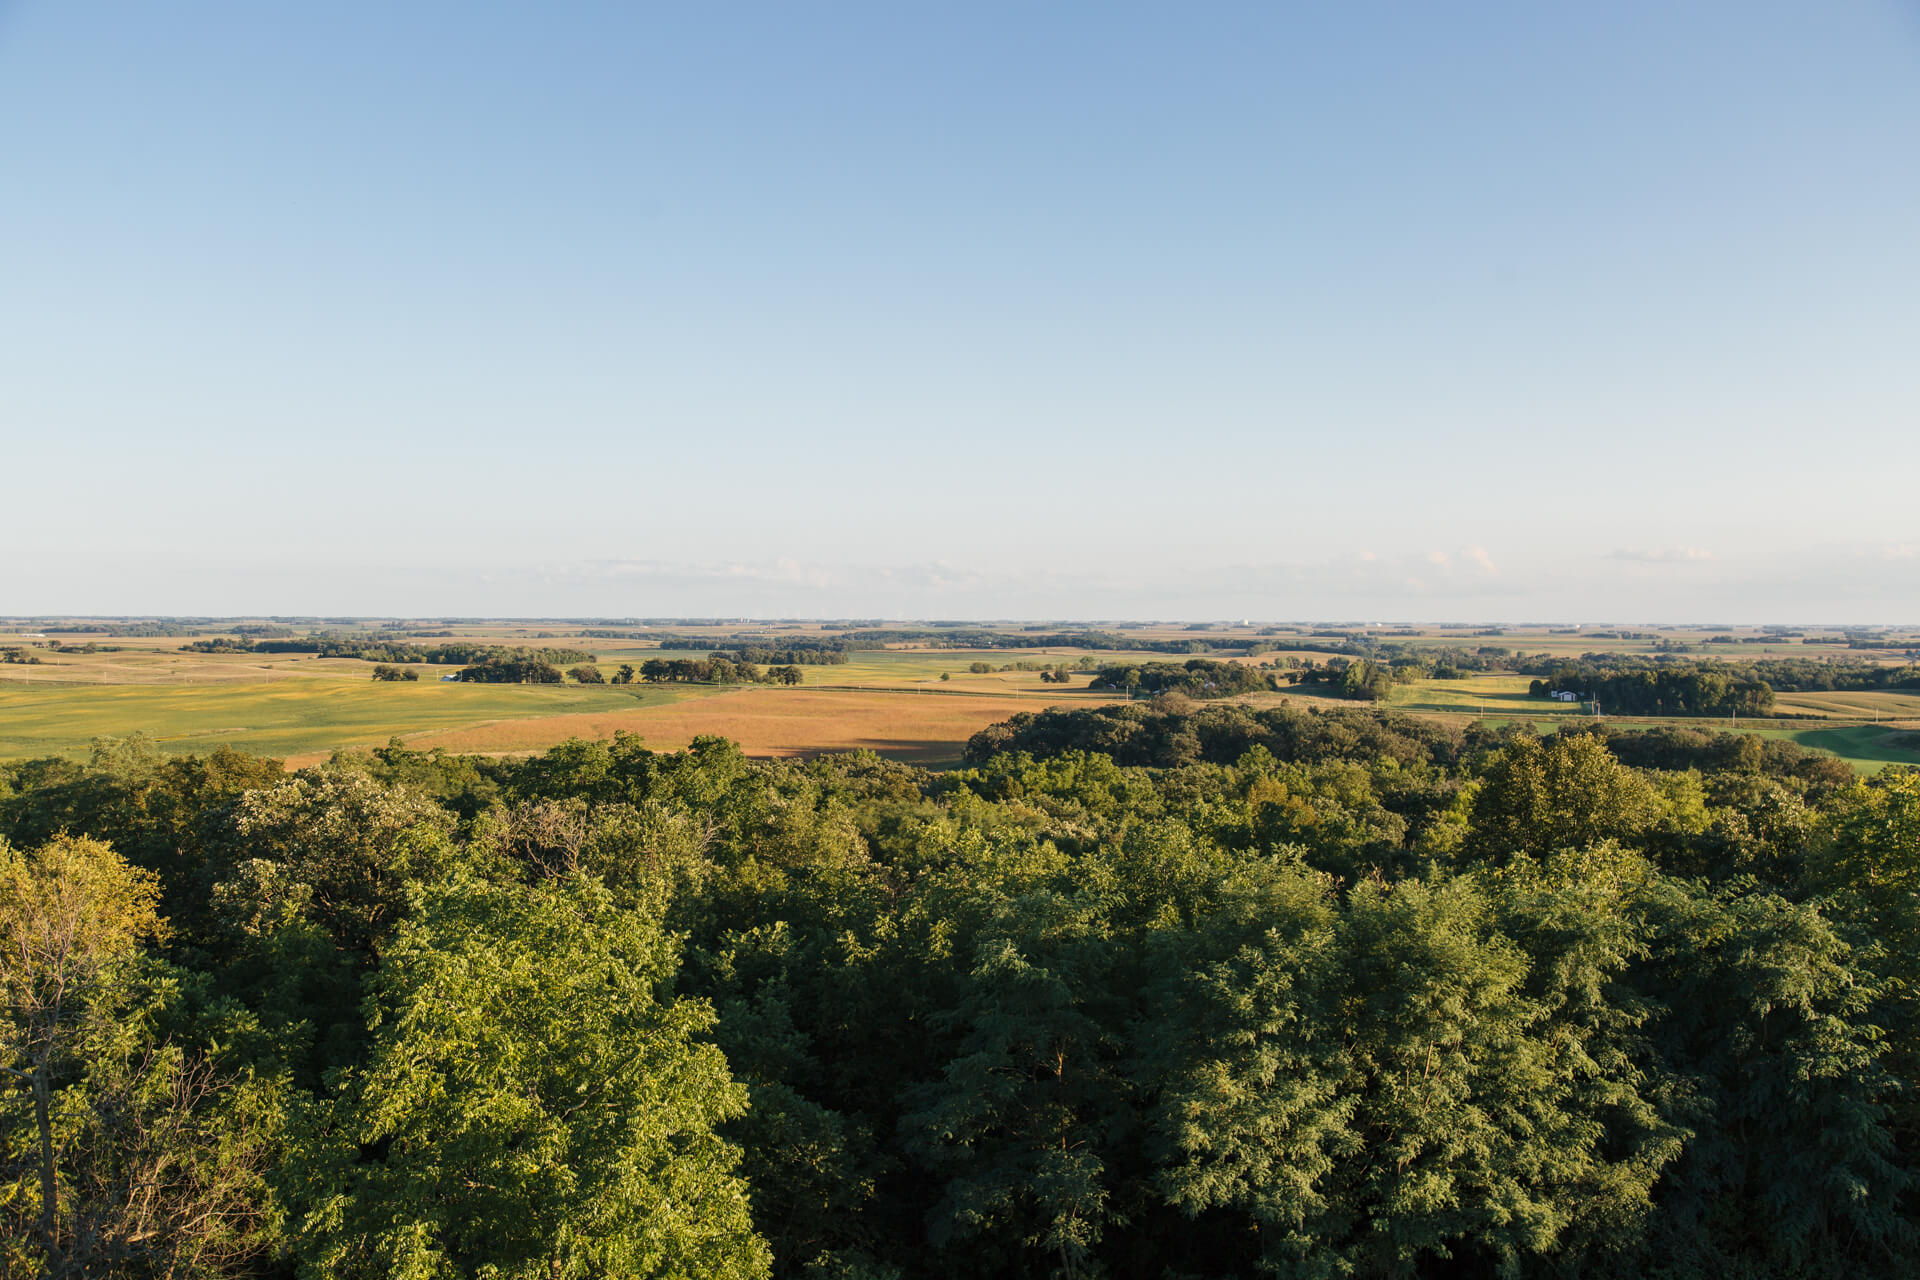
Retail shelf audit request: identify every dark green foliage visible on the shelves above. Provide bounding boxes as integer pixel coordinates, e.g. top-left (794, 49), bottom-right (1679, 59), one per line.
top-left (1090, 658), bottom-right (1273, 698)
top-left (641, 657), bottom-right (772, 684)
top-left (457, 656), bottom-right (565, 683)
top-left (2, 710), bottom-right (1915, 1278)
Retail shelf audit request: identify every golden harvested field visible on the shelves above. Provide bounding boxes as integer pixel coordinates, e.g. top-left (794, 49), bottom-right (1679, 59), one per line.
top-left (398, 687), bottom-right (1102, 765)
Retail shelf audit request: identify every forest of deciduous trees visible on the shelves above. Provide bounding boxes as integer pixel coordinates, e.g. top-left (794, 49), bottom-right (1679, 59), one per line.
top-left (2, 708), bottom-right (1916, 1278)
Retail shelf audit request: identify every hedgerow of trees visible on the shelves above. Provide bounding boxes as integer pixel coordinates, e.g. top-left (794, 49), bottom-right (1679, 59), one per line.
top-left (181, 636), bottom-right (596, 666)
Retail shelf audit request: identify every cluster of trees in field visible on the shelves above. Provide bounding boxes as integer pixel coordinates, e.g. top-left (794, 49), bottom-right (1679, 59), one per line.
top-left (2, 710), bottom-right (1915, 1279)
top-left (1293, 656), bottom-right (1400, 700)
top-left (454, 656), bottom-right (569, 684)
top-left (0, 647), bottom-right (43, 665)
top-left (716, 647), bottom-right (850, 666)
top-left (629, 657), bottom-right (804, 686)
top-left (1090, 658), bottom-right (1275, 698)
top-left (180, 635), bottom-right (596, 666)
top-left (1087, 656), bottom-right (1425, 703)
top-left (1526, 656), bottom-right (1920, 715)
top-left (1528, 665), bottom-right (1775, 716)
top-left (370, 664), bottom-right (418, 682)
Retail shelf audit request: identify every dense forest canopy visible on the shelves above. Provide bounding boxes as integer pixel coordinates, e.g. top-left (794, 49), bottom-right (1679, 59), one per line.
top-left (2, 706), bottom-right (1916, 1278)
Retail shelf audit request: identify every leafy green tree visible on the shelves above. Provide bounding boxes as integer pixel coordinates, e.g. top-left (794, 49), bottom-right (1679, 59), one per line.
top-left (1142, 857), bottom-right (1351, 1276)
top-left (1, 835), bottom-right (283, 1278)
top-left (901, 885), bottom-right (1126, 1279)
top-left (1635, 877), bottom-right (1915, 1275)
top-left (1807, 769), bottom-right (1920, 1119)
top-left (1, 835), bottom-right (165, 1272)
top-left (291, 873), bottom-right (769, 1280)
top-left (1467, 733), bottom-right (1659, 864)
top-left (212, 769), bottom-right (458, 956)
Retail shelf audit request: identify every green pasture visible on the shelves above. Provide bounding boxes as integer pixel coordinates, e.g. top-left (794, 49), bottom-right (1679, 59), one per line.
top-left (1382, 674), bottom-right (1920, 773)
top-left (0, 675), bottom-right (717, 762)
top-left (1737, 725), bottom-right (1920, 773)
top-left (1770, 689), bottom-right (1920, 720)
top-left (1388, 675), bottom-right (1587, 718)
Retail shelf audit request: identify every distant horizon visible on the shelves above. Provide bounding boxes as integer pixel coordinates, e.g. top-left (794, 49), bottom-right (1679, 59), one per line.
top-left (6, 614), bottom-right (1917, 630)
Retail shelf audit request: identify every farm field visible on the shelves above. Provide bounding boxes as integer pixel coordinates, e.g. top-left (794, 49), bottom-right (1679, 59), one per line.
top-left (0, 636), bottom-right (1123, 766)
top-left (1770, 689), bottom-right (1920, 721)
top-left (0, 677), bottom-right (724, 764)
top-left (402, 686), bottom-right (1104, 765)
top-left (4, 619), bottom-right (1918, 771)
top-left (1387, 674), bottom-right (1587, 719)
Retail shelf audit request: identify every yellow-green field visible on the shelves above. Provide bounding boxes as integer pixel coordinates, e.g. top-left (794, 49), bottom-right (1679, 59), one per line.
top-left (0, 676), bottom-right (725, 764)
top-left (1770, 689), bottom-right (1920, 720)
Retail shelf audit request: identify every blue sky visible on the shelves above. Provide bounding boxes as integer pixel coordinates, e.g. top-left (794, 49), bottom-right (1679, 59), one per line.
top-left (3, 2), bottom-right (1916, 620)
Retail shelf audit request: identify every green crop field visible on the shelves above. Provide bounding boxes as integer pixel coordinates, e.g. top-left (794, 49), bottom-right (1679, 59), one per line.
top-left (1387, 674), bottom-right (1586, 718)
top-left (0, 675), bottom-right (721, 764)
top-left (1769, 689), bottom-right (1920, 720)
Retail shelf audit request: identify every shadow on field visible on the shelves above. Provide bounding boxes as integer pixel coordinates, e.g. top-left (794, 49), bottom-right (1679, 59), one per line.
top-left (1795, 726), bottom-right (1920, 768)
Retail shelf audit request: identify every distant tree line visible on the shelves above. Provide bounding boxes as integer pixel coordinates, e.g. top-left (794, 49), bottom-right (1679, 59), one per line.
top-left (646, 634), bottom-right (860, 655)
top-left (41, 621), bottom-right (203, 636)
top-left (181, 635), bottom-right (595, 666)
top-left (1516, 653), bottom-right (1920, 691)
top-left (1526, 656), bottom-right (1920, 712)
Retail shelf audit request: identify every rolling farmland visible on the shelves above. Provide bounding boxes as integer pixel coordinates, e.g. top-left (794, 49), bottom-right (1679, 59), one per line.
top-left (3, 620), bottom-right (1917, 771)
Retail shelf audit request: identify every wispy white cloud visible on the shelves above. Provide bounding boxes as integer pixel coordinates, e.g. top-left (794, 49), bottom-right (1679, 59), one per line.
top-left (1609, 547), bottom-right (1713, 563)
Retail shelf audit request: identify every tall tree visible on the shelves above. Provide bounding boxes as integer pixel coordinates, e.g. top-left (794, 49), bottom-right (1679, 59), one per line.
top-left (289, 873), bottom-right (769, 1280)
